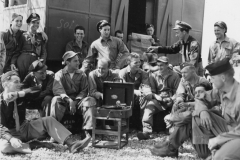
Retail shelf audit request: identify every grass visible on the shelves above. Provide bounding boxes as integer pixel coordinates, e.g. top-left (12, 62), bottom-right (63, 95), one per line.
top-left (0, 110), bottom-right (202, 160)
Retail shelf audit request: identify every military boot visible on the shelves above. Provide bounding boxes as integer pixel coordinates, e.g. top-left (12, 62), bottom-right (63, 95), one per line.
top-left (148, 141), bottom-right (178, 158)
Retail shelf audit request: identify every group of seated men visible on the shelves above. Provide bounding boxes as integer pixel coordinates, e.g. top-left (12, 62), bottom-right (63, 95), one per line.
top-left (0, 17), bottom-right (240, 160)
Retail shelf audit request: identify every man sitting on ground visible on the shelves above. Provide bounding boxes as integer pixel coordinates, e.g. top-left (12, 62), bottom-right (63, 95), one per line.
top-left (22, 60), bottom-right (54, 117)
top-left (0, 71), bottom-right (91, 154)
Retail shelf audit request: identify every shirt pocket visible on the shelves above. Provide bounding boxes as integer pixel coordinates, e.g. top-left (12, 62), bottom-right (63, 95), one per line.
top-left (222, 43), bottom-right (233, 58)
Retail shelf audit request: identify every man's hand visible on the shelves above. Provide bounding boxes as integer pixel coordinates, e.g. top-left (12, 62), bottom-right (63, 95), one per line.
top-left (95, 92), bottom-right (103, 100)
top-left (164, 114), bottom-right (173, 128)
top-left (178, 102), bottom-right (189, 109)
top-left (144, 94), bottom-right (153, 101)
top-left (150, 38), bottom-right (155, 44)
top-left (154, 94), bottom-right (163, 101)
top-left (69, 99), bottom-right (77, 115)
top-left (134, 90), bottom-right (141, 97)
top-left (10, 137), bottom-right (23, 148)
top-left (41, 31), bottom-right (48, 41)
top-left (171, 99), bottom-right (182, 113)
top-left (10, 64), bottom-right (18, 71)
top-left (147, 46), bottom-right (159, 53)
top-left (200, 111), bottom-right (212, 130)
top-left (208, 137), bottom-right (219, 151)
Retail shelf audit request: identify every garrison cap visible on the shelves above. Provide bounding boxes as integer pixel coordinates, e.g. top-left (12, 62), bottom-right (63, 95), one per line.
top-left (11, 13), bottom-right (23, 21)
top-left (173, 20), bottom-right (192, 31)
top-left (157, 56), bottom-right (169, 63)
top-left (205, 58), bottom-right (232, 76)
top-left (180, 62), bottom-right (194, 70)
top-left (146, 23), bottom-right (154, 29)
top-left (26, 13), bottom-right (40, 24)
top-left (1, 71), bottom-right (19, 83)
top-left (29, 59), bottom-right (47, 72)
top-left (96, 20), bottom-right (110, 32)
top-left (62, 51), bottom-right (78, 65)
top-left (214, 21), bottom-right (227, 33)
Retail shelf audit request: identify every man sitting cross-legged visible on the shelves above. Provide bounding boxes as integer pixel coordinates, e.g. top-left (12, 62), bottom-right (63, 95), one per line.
top-left (50, 51), bottom-right (95, 138)
top-left (0, 71), bottom-right (91, 154)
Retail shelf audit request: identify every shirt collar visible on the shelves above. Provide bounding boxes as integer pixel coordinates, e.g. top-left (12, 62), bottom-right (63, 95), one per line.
top-left (100, 36), bottom-right (113, 43)
top-left (62, 66), bottom-right (81, 74)
top-left (216, 35), bottom-right (230, 43)
top-left (222, 80), bottom-right (239, 101)
top-left (96, 69), bottom-right (112, 78)
top-left (72, 40), bottom-right (87, 47)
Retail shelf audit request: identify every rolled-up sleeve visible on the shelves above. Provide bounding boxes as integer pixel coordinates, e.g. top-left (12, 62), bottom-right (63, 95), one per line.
top-left (53, 71), bottom-right (68, 99)
top-left (88, 71), bottom-right (101, 99)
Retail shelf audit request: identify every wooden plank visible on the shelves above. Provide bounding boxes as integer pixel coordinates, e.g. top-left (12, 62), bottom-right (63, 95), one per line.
top-left (159, 0), bottom-right (171, 46)
top-left (115, 0), bottom-right (126, 31)
top-left (110, 0), bottom-right (117, 34)
top-left (155, 0), bottom-right (168, 39)
top-left (123, 0), bottom-right (129, 43)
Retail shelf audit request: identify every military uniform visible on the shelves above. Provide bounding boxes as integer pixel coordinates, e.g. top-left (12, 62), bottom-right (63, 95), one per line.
top-left (17, 13), bottom-right (47, 80)
top-left (87, 20), bottom-right (129, 70)
top-left (154, 21), bottom-right (203, 76)
top-left (65, 40), bottom-right (88, 66)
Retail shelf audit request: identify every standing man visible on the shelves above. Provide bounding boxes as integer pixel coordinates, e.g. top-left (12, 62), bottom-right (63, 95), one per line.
top-left (0, 71), bottom-right (91, 154)
top-left (208, 21), bottom-right (240, 64)
top-left (88, 58), bottom-right (119, 105)
top-left (137, 56), bottom-right (180, 140)
top-left (66, 25), bottom-right (89, 67)
top-left (148, 20), bottom-right (203, 76)
top-left (87, 20), bottom-right (129, 70)
top-left (115, 30), bottom-right (124, 41)
top-left (50, 51), bottom-right (94, 137)
top-left (22, 60), bottom-right (54, 117)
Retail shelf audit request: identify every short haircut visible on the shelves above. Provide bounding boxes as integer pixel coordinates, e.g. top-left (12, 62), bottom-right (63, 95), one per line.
top-left (195, 82), bottom-right (212, 91)
top-left (2, 75), bottom-right (19, 89)
top-left (115, 30), bottom-right (123, 36)
top-left (221, 67), bottom-right (235, 79)
top-left (74, 25), bottom-right (85, 34)
top-left (98, 58), bottom-right (111, 68)
top-left (129, 52), bottom-right (140, 60)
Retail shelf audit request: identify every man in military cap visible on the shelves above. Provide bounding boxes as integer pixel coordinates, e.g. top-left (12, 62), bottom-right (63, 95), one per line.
top-left (51, 51), bottom-right (95, 137)
top-left (0, 71), bottom-right (91, 154)
top-left (136, 56), bottom-right (180, 140)
top-left (208, 21), bottom-right (240, 64)
top-left (148, 62), bottom-right (214, 158)
top-left (195, 58), bottom-right (240, 160)
top-left (87, 20), bottom-right (129, 70)
top-left (148, 20), bottom-right (203, 76)
top-left (22, 60), bottom-right (54, 117)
